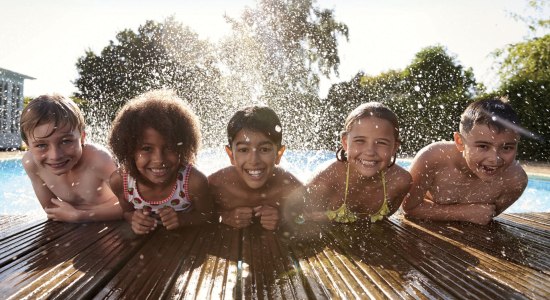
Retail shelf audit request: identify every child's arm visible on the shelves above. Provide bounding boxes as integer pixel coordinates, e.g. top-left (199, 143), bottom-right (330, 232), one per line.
top-left (159, 167), bottom-right (214, 229)
top-left (303, 168), bottom-right (335, 222)
top-left (402, 148), bottom-right (435, 213)
top-left (494, 166), bottom-right (528, 215)
top-left (404, 200), bottom-right (496, 225)
top-left (386, 166), bottom-right (413, 216)
top-left (22, 154), bottom-right (59, 212)
top-left (110, 171), bottom-right (156, 234)
top-left (403, 150), bottom-right (496, 224)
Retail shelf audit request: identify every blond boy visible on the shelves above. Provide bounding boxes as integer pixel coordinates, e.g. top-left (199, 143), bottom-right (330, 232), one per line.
top-left (20, 94), bottom-right (122, 222)
top-left (403, 97), bottom-right (528, 225)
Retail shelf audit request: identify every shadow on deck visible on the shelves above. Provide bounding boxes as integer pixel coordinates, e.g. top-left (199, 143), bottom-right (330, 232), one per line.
top-left (0, 213), bottom-right (548, 299)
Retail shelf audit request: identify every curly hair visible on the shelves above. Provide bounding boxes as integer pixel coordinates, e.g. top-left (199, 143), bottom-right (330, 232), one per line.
top-left (20, 94), bottom-right (85, 144)
top-left (109, 90), bottom-right (201, 178)
top-left (336, 102), bottom-right (400, 166)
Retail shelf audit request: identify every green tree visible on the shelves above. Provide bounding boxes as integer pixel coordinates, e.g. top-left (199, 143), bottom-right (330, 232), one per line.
top-left (494, 34), bottom-right (550, 161)
top-left (320, 45), bottom-right (478, 154)
top-left (218, 0), bottom-right (348, 148)
top-left (74, 17), bottom-right (222, 144)
top-left (492, 0), bottom-right (550, 161)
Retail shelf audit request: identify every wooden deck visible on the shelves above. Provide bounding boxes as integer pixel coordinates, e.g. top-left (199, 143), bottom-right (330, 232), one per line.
top-left (0, 213), bottom-right (548, 299)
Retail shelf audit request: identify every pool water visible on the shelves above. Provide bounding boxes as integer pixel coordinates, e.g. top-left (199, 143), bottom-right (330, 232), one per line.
top-left (1, 149), bottom-right (549, 216)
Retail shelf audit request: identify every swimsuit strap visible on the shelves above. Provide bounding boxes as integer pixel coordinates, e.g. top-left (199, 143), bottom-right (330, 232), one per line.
top-left (344, 162), bottom-right (350, 204)
top-left (370, 170), bottom-right (389, 223)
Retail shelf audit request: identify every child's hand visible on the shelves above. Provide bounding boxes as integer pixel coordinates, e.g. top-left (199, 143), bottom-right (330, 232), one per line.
top-left (44, 198), bottom-right (81, 222)
top-left (254, 205), bottom-right (280, 230)
top-left (131, 209), bottom-right (157, 234)
top-left (158, 207), bottom-right (181, 230)
top-left (220, 207), bottom-right (253, 228)
top-left (466, 204), bottom-right (496, 225)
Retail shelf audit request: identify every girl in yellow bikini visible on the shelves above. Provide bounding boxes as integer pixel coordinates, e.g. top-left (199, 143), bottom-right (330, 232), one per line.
top-left (304, 102), bottom-right (412, 223)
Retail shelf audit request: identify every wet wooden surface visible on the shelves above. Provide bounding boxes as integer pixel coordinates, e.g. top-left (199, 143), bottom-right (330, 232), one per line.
top-left (0, 213), bottom-right (548, 299)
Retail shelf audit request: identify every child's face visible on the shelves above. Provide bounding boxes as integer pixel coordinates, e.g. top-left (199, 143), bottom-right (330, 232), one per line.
top-left (26, 122), bottom-right (85, 176)
top-left (225, 129), bottom-right (285, 190)
top-left (342, 117), bottom-right (398, 178)
top-left (455, 124), bottom-right (519, 181)
top-left (134, 128), bottom-right (180, 186)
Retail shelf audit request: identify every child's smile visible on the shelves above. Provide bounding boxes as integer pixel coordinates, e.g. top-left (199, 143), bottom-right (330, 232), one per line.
top-left (28, 122), bottom-right (84, 176)
top-left (135, 128), bottom-right (180, 186)
top-left (226, 129), bottom-right (284, 190)
top-left (343, 117), bottom-right (397, 178)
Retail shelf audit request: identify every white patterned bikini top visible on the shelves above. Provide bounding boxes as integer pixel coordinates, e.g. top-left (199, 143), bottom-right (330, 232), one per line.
top-left (123, 165), bottom-right (193, 214)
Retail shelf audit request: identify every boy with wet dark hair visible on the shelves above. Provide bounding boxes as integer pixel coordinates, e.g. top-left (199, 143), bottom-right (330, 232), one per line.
top-left (208, 106), bottom-right (303, 230)
top-left (403, 97), bottom-right (528, 225)
top-left (20, 94), bottom-right (122, 222)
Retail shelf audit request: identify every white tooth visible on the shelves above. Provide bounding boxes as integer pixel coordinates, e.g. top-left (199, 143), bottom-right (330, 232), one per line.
top-left (248, 170), bottom-right (262, 175)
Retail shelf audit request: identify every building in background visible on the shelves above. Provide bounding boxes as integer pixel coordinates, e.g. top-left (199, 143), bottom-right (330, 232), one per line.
top-left (0, 68), bottom-right (34, 149)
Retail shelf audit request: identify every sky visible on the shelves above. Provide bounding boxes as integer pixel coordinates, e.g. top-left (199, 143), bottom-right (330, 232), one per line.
top-left (0, 0), bottom-right (542, 99)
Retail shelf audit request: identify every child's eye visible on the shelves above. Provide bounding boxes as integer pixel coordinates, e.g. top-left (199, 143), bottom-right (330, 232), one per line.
top-left (237, 147), bottom-right (249, 153)
top-left (61, 139), bottom-right (74, 145)
top-left (375, 140), bottom-right (389, 146)
top-left (141, 146), bottom-right (152, 152)
top-left (353, 139), bottom-right (365, 144)
top-left (502, 145), bottom-right (516, 152)
top-left (259, 147), bottom-right (273, 153)
top-left (35, 144), bottom-right (47, 150)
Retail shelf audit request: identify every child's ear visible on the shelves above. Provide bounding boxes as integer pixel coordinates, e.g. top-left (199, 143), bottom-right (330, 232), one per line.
top-left (341, 133), bottom-right (348, 151)
top-left (225, 145), bottom-right (236, 165)
top-left (454, 132), bottom-right (465, 152)
top-left (81, 131), bottom-right (86, 146)
top-left (275, 145), bottom-right (286, 165)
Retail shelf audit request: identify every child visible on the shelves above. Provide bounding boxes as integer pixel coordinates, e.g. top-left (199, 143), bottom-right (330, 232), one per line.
top-left (402, 97), bottom-right (528, 225)
top-left (208, 106), bottom-right (303, 230)
top-left (108, 90), bottom-right (213, 235)
top-left (20, 94), bottom-right (122, 222)
top-left (304, 102), bottom-right (412, 223)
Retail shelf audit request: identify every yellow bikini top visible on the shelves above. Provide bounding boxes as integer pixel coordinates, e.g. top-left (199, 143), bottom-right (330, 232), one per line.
top-left (325, 163), bottom-right (389, 223)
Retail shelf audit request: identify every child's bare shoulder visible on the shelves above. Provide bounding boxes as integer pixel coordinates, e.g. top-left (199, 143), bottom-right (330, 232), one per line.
top-left (413, 141), bottom-right (457, 168)
top-left (208, 166), bottom-right (237, 186)
top-left (308, 160), bottom-right (341, 182)
top-left (82, 143), bottom-right (115, 163)
top-left (387, 164), bottom-right (412, 186)
top-left (273, 166), bottom-right (303, 188)
top-left (503, 161), bottom-right (528, 188)
top-left (21, 151), bottom-right (37, 172)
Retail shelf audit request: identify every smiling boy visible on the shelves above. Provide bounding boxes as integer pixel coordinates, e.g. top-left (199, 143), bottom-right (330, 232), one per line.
top-left (402, 97), bottom-right (528, 225)
top-left (208, 106), bottom-right (303, 230)
top-left (20, 94), bottom-right (122, 222)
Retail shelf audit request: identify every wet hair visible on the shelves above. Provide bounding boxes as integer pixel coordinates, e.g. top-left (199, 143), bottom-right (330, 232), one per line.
top-left (109, 90), bottom-right (201, 179)
top-left (460, 97), bottom-right (520, 134)
top-left (336, 102), bottom-right (399, 167)
top-left (20, 94), bottom-right (85, 144)
top-left (227, 106), bottom-right (283, 147)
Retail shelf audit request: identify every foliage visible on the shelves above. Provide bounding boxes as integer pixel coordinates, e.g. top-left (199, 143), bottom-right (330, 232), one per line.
top-left (319, 45), bottom-right (478, 154)
top-left (219, 0), bottom-right (348, 148)
top-left (74, 17), bottom-right (222, 144)
top-left (494, 33), bottom-right (550, 161)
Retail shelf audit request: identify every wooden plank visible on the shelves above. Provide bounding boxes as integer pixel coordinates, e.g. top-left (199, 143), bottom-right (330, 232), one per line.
top-left (0, 213), bottom-right (548, 299)
top-left (0, 220), bottom-right (144, 299)
top-left (392, 216), bottom-right (550, 299)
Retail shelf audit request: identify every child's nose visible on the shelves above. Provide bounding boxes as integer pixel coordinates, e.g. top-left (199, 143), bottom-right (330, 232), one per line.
top-left (249, 148), bottom-right (261, 163)
top-left (48, 145), bottom-right (64, 159)
top-left (488, 149), bottom-right (502, 164)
